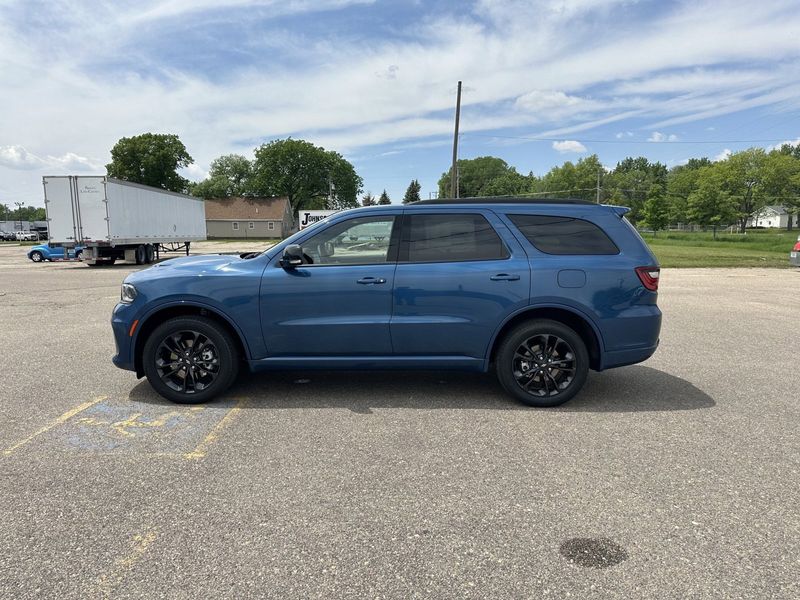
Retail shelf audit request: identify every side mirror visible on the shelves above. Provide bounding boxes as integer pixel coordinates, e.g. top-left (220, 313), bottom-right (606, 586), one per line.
top-left (281, 244), bottom-right (304, 268)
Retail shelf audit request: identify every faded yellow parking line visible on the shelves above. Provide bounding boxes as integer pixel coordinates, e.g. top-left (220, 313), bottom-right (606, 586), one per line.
top-left (183, 397), bottom-right (248, 460)
top-left (2, 395), bottom-right (108, 456)
top-left (93, 529), bottom-right (158, 598)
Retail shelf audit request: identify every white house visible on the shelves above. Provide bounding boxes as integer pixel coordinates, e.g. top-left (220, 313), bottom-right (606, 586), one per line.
top-left (747, 205), bottom-right (798, 229)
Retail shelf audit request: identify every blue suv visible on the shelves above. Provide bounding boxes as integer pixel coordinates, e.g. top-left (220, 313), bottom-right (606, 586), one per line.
top-left (112, 198), bottom-right (661, 407)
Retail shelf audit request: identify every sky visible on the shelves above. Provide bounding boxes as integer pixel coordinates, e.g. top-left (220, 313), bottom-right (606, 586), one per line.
top-left (1, 0), bottom-right (799, 208)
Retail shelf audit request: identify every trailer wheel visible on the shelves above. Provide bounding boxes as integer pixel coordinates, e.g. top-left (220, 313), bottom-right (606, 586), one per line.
top-left (135, 245), bottom-right (146, 265)
top-left (145, 244), bottom-right (155, 264)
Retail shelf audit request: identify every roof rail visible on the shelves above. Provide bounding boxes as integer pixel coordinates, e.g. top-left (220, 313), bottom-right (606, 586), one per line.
top-left (412, 196), bottom-right (596, 205)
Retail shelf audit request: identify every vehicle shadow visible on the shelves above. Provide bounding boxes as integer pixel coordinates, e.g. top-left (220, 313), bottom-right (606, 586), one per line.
top-left (128, 365), bottom-right (715, 413)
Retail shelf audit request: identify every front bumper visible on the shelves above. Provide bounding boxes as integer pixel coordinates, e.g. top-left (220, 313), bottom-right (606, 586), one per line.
top-left (111, 302), bottom-right (137, 371)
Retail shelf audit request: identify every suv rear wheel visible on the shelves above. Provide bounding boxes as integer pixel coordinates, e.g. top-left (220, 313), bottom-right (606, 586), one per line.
top-left (496, 319), bottom-right (589, 407)
top-left (142, 316), bottom-right (239, 404)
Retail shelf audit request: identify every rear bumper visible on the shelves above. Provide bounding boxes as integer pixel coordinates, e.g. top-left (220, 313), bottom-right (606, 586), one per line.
top-left (790, 252), bottom-right (800, 267)
top-left (600, 342), bottom-right (659, 370)
top-left (598, 305), bottom-right (662, 370)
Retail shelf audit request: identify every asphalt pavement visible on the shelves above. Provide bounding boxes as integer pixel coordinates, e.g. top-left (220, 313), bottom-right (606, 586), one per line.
top-left (0, 243), bottom-right (798, 599)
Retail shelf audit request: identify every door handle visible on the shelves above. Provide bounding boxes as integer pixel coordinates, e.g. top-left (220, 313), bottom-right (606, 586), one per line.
top-left (357, 277), bottom-right (387, 285)
top-left (490, 273), bottom-right (520, 281)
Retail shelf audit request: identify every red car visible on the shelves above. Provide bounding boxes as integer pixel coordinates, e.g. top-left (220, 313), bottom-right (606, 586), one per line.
top-left (791, 236), bottom-right (800, 266)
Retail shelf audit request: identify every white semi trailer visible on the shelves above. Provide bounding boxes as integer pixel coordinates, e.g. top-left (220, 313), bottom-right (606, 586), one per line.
top-left (43, 176), bottom-right (206, 266)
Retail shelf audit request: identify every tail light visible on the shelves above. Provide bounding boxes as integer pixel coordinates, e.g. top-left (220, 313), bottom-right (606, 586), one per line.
top-left (635, 266), bottom-right (660, 291)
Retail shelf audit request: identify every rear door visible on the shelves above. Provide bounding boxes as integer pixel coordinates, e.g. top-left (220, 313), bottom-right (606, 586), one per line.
top-left (74, 176), bottom-right (109, 243)
top-left (43, 176), bottom-right (78, 243)
top-left (391, 210), bottom-right (530, 358)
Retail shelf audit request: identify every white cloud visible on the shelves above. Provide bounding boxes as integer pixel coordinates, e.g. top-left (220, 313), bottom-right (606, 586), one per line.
top-left (768, 137), bottom-right (800, 151)
top-left (0, 146), bottom-right (44, 169)
top-left (647, 131), bottom-right (678, 142)
top-left (181, 163), bottom-right (210, 182)
top-left (615, 131), bottom-right (633, 139)
top-left (552, 140), bottom-right (587, 153)
top-left (130, 0), bottom-right (375, 23)
top-left (0, 146), bottom-right (100, 172)
top-left (2, 0), bottom-right (800, 204)
top-left (46, 152), bottom-right (103, 171)
top-left (714, 148), bottom-right (732, 161)
top-left (514, 90), bottom-right (583, 111)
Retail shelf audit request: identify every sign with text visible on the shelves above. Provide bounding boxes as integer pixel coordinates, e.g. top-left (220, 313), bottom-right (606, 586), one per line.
top-left (298, 210), bottom-right (338, 230)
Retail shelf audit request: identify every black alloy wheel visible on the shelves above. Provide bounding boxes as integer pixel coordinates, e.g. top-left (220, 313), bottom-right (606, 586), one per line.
top-left (143, 316), bottom-right (239, 404)
top-left (496, 319), bottom-right (588, 407)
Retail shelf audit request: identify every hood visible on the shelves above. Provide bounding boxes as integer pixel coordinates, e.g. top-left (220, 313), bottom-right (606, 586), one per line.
top-left (126, 253), bottom-right (244, 283)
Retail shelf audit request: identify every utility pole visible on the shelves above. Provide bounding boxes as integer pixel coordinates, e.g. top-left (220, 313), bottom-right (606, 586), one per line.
top-left (596, 169), bottom-right (601, 204)
top-left (450, 80), bottom-right (462, 199)
top-left (14, 201), bottom-right (23, 231)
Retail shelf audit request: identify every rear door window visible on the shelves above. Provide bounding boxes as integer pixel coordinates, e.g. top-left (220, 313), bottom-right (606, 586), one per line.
top-left (508, 214), bottom-right (619, 255)
top-left (400, 214), bottom-right (509, 262)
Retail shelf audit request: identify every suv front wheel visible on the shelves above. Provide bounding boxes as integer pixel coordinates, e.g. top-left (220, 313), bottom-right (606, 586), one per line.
top-left (496, 319), bottom-right (589, 407)
top-left (143, 316), bottom-right (239, 404)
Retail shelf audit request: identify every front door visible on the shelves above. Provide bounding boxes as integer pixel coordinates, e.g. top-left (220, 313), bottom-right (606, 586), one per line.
top-left (260, 214), bottom-right (400, 356)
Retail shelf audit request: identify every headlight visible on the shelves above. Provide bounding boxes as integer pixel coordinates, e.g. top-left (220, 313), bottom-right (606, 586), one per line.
top-left (120, 283), bottom-right (138, 303)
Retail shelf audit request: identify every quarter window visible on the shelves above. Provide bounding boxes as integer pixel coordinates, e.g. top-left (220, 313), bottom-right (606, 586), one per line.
top-left (508, 214), bottom-right (619, 255)
top-left (401, 214), bottom-right (508, 262)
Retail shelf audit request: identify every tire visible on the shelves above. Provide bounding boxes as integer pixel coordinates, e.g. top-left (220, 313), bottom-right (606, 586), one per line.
top-left (30, 251), bottom-right (43, 262)
top-left (145, 244), bottom-right (155, 264)
top-left (135, 245), bottom-right (146, 265)
top-left (495, 319), bottom-right (589, 408)
top-left (142, 316), bottom-right (239, 404)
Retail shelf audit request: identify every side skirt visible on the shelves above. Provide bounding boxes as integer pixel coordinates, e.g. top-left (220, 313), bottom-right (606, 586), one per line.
top-left (247, 356), bottom-right (486, 372)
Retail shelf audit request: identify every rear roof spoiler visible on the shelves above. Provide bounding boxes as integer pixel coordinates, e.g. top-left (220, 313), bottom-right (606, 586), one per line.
top-left (605, 205), bottom-right (631, 218)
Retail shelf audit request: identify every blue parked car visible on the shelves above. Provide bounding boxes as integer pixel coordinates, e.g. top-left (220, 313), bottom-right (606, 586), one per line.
top-left (112, 198), bottom-right (661, 407)
top-left (28, 243), bottom-right (84, 262)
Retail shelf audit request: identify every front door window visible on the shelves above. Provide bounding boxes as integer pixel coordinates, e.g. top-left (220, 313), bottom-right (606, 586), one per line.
top-left (301, 216), bottom-right (396, 265)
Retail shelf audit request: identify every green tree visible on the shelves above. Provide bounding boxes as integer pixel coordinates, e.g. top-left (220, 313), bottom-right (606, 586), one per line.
top-left (438, 156), bottom-right (525, 198)
top-left (604, 157), bottom-right (668, 223)
top-left (539, 154), bottom-right (604, 202)
top-left (686, 170), bottom-right (738, 238)
top-left (666, 158), bottom-right (710, 224)
top-left (191, 154), bottom-right (253, 199)
top-left (763, 149), bottom-right (800, 230)
top-left (378, 189), bottom-right (391, 205)
top-left (481, 170), bottom-right (530, 196)
top-left (361, 192), bottom-right (376, 206)
top-left (250, 139), bottom-right (362, 212)
top-left (642, 183), bottom-right (671, 233)
top-left (776, 142), bottom-right (800, 160)
top-left (714, 148), bottom-right (767, 233)
top-left (402, 179), bottom-right (422, 204)
top-left (106, 133), bottom-right (193, 193)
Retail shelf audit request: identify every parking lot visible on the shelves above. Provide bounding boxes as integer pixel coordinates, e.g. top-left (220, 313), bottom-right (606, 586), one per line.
top-left (0, 243), bottom-right (797, 599)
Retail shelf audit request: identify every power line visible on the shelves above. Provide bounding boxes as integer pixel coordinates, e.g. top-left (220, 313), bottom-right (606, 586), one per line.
top-left (462, 133), bottom-right (797, 145)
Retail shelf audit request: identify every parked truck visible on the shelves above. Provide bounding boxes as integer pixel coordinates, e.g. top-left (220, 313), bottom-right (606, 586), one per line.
top-left (43, 176), bottom-right (206, 266)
